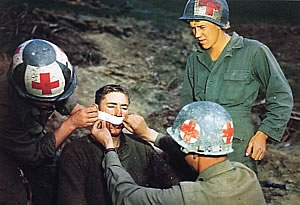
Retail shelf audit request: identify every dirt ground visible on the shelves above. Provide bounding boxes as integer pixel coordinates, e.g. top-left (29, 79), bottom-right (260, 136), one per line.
top-left (1, 1), bottom-right (300, 204)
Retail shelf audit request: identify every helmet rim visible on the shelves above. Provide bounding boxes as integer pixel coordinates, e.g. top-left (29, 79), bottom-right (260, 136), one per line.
top-left (8, 66), bottom-right (77, 103)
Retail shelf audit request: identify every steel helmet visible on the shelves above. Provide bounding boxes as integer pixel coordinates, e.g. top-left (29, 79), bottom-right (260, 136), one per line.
top-left (179, 0), bottom-right (230, 29)
top-left (167, 101), bottom-right (234, 155)
top-left (8, 39), bottom-right (77, 102)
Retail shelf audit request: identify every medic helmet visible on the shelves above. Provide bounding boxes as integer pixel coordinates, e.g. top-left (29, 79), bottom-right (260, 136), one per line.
top-left (167, 101), bottom-right (234, 155)
top-left (179, 0), bottom-right (230, 29)
top-left (8, 39), bottom-right (77, 102)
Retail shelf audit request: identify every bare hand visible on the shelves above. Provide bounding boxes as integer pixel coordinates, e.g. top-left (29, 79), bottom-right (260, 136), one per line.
top-left (123, 114), bottom-right (158, 142)
top-left (69, 104), bottom-right (98, 129)
top-left (91, 120), bottom-right (114, 149)
top-left (246, 131), bottom-right (268, 160)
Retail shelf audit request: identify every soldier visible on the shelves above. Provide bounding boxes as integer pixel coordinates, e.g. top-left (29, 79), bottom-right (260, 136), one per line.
top-left (179, 0), bottom-right (293, 172)
top-left (57, 84), bottom-right (180, 205)
top-left (93, 101), bottom-right (266, 205)
top-left (0, 39), bottom-right (98, 205)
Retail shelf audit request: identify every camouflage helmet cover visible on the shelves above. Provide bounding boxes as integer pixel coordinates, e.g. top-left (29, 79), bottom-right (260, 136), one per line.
top-left (179, 0), bottom-right (230, 29)
top-left (167, 101), bottom-right (234, 155)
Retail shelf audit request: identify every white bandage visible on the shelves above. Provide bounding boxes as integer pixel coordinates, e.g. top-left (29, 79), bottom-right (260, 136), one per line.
top-left (98, 111), bottom-right (124, 125)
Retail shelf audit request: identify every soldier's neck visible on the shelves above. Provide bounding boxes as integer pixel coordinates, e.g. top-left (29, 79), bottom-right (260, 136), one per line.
top-left (112, 136), bottom-right (121, 148)
top-left (209, 32), bottom-right (231, 61)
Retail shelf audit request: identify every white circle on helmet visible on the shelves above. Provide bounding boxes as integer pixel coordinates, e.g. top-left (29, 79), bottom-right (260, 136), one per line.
top-left (24, 62), bottom-right (66, 98)
top-left (179, 119), bottom-right (201, 144)
top-left (222, 120), bottom-right (234, 144)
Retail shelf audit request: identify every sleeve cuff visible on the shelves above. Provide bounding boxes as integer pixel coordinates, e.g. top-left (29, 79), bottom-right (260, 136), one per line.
top-left (154, 133), bottom-right (165, 148)
top-left (258, 124), bottom-right (283, 142)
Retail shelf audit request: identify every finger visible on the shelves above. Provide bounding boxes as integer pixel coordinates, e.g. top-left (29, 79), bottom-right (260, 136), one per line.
top-left (123, 115), bottom-right (129, 122)
top-left (258, 153), bottom-right (264, 160)
top-left (123, 121), bottom-right (134, 133)
top-left (93, 120), bottom-right (101, 129)
top-left (251, 151), bottom-right (259, 160)
top-left (86, 122), bottom-right (95, 127)
top-left (258, 148), bottom-right (265, 160)
top-left (102, 121), bottom-right (108, 129)
top-left (245, 142), bottom-right (253, 157)
top-left (88, 116), bottom-right (99, 123)
top-left (252, 148), bottom-right (263, 160)
top-left (86, 110), bottom-right (99, 117)
top-left (86, 106), bottom-right (99, 113)
top-left (97, 121), bottom-right (102, 129)
top-left (124, 114), bottom-right (138, 123)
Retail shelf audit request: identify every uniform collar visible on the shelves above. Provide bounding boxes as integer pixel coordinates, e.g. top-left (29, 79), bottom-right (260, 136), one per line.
top-left (197, 159), bottom-right (234, 181)
top-left (223, 32), bottom-right (244, 57)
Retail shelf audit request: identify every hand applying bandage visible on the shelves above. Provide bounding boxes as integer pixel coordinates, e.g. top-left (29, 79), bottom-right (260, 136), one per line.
top-left (123, 114), bottom-right (158, 143)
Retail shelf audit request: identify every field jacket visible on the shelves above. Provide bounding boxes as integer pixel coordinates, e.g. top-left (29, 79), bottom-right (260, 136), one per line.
top-left (180, 32), bottom-right (293, 143)
top-left (103, 149), bottom-right (266, 205)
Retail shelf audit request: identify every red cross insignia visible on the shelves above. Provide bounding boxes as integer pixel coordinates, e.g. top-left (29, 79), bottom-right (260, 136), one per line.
top-left (14, 46), bottom-right (22, 55)
top-left (198, 0), bottom-right (221, 16)
top-left (222, 121), bottom-right (234, 144)
top-left (32, 73), bottom-right (60, 95)
top-left (180, 120), bottom-right (200, 143)
top-left (12, 45), bottom-right (25, 69)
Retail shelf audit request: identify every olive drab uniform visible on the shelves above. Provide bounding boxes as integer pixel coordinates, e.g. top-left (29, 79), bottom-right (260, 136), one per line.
top-left (0, 39), bottom-right (78, 205)
top-left (103, 150), bottom-right (266, 205)
top-left (101, 101), bottom-right (266, 204)
top-left (0, 73), bottom-right (77, 205)
top-left (180, 32), bottom-right (294, 170)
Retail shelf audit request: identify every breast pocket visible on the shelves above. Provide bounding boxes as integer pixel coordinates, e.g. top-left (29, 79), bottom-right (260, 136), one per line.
top-left (219, 71), bottom-right (253, 104)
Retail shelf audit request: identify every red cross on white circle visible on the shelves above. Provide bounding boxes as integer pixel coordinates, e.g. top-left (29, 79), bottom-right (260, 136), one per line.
top-left (32, 73), bottom-right (60, 95)
top-left (198, 0), bottom-right (221, 16)
top-left (180, 120), bottom-right (200, 143)
top-left (222, 121), bottom-right (234, 144)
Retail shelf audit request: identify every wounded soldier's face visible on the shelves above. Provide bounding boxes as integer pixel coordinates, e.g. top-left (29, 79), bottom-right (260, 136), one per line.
top-left (99, 92), bottom-right (129, 137)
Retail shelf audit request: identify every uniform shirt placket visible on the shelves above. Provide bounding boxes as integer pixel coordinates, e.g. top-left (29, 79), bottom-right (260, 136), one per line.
top-left (204, 51), bottom-right (231, 102)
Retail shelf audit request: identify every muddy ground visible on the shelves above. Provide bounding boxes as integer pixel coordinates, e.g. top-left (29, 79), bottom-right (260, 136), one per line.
top-left (1, 1), bottom-right (300, 204)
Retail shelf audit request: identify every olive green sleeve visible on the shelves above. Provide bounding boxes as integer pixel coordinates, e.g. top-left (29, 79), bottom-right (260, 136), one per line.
top-left (252, 45), bottom-right (293, 141)
top-left (103, 151), bottom-right (184, 205)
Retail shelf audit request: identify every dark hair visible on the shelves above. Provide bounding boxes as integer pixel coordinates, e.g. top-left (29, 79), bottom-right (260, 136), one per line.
top-left (95, 84), bottom-right (130, 105)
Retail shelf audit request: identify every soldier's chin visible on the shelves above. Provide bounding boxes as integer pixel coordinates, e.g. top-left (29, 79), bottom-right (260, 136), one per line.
top-left (110, 125), bottom-right (122, 137)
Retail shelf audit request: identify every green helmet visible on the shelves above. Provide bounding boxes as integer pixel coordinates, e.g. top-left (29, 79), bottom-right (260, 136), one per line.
top-left (167, 101), bottom-right (234, 155)
top-left (179, 0), bottom-right (230, 29)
